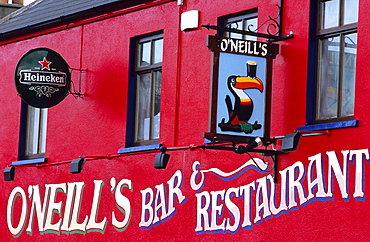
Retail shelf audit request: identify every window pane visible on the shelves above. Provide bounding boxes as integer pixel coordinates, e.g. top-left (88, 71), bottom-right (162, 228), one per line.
top-left (229, 20), bottom-right (243, 39)
top-left (224, 12), bottom-right (258, 40)
top-left (245, 17), bottom-right (257, 41)
top-left (139, 41), bottom-right (151, 67)
top-left (322, 0), bottom-right (339, 29)
top-left (317, 36), bottom-right (340, 119)
top-left (153, 70), bottom-right (162, 139)
top-left (136, 73), bottom-right (152, 141)
top-left (25, 106), bottom-right (47, 156)
top-left (153, 38), bottom-right (163, 64)
top-left (344, 0), bottom-right (359, 25)
top-left (341, 33), bottom-right (357, 116)
top-left (26, 106), bottom-right (39, 155)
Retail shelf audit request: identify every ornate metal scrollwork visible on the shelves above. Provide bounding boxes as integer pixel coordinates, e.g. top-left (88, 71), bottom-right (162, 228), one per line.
top-left (202, 2), bottom-right (293, 42)
top-left (248, 4), bottom-right (281, 36)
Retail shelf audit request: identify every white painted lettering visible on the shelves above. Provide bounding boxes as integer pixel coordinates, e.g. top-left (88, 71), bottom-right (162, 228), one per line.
top-left (254, 176), bottom-right (271, 223)
top-left (7, 187), bottom-right (28, 237)
top-left (153, 184), bottom-right (167, 224)
top-left (327, 151), bottom-right (349, 199)
top-left (44, 183), bottom-right (66, 233)
top-left (240, 181), bottom-right (255, 228)
top-left (350, 149), bottom-right (369, 198)
top-left (225, 187), bottom-right (240, 232)
top-left (26, 185), bottom-right (49, 234)
top-left (112, 178), bottom-right (132, 231)
top-left (86, 180), bottom-right (107, 233)
top-left (68, 182), bottom-right (88, 233)
top-left (210, 190), bottom-right (226, 231)
top-left (220, 39), bottom-right (228, 51)
top-left (139, 187), bottom-right (154, 228)
top-left (267, 173), bottom-right (288, 216)
top-left (307, 153), bottom-right (327, 200)
top-left (167, 170), bottom-right (186, 217)
top-left (195, 191), bottom-right (210, 233)
top-left (287, 161), bottom-right (307, 209)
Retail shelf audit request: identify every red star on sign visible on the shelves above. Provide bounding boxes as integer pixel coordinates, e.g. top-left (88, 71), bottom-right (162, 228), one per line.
top-left (38, 57), bottom-right (52, 70)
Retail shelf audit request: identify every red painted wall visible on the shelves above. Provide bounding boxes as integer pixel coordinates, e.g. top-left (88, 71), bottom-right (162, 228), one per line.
top-left (1, 0), bottom-right (370, 241)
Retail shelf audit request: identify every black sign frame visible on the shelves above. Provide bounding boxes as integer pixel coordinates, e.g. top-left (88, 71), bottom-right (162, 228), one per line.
top-left (15, 48), bottom-right (71, 108)
top-left (204, 35), bottom-right (279, 144)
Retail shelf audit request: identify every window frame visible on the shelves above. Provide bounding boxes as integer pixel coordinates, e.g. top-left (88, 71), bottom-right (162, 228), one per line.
top-left (18, 101), bottom-right (47, 160)
top-left (306, 0), bottom-right (358, 126)
top-left (309, 0), bottom-right (358, 124)
top-left (126, 31), bottom-right (163, 147)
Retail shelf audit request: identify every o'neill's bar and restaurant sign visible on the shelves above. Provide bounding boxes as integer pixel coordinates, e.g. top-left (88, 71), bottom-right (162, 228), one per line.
top-left (15, 48), bottom-right (71, 108)
top-left (5, 149), bottom-right (370, 236)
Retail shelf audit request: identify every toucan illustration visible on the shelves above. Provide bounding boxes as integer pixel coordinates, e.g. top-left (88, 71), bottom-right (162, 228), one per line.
top-left (218, 61), bottom-right (263, 134)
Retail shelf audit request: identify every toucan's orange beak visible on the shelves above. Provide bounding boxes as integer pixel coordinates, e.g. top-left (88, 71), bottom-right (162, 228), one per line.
top-left (233, 76), bottom-right (263, 92)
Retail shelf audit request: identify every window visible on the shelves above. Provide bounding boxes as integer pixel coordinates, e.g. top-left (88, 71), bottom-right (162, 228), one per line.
top-left (315, 0), bottom-right (358, 122)
top-left (127, 32), bottom-right (163, 147)
top-left (219, 9), bottom-right (258, 41)
top-left (19, 103), bottom-right (47, 159)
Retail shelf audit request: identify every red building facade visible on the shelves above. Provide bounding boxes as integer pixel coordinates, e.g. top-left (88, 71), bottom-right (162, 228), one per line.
top-left (1, 0), bottom-right (369, 241)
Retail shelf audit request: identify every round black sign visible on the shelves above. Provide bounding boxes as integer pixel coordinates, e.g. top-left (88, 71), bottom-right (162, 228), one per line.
top-left (15, 48), bottom-right (71, 108)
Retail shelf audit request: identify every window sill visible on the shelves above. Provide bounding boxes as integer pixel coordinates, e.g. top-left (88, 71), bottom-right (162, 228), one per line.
top-left (12, 157), bottom-right (47, 166)
top-left (118, 144), bottom-right (162, 154)
top-left (297, 120), bottom-right (359, 132)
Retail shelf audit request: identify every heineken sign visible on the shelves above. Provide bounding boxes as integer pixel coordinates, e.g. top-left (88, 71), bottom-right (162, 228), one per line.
top-left (15, 48), bottom-right (71, 108)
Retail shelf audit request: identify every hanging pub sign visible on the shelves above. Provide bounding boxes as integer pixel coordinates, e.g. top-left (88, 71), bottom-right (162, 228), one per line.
top-left (15, 48), bottom-right (71, 108)
top-left (205, 35), bottom-right (279, 143)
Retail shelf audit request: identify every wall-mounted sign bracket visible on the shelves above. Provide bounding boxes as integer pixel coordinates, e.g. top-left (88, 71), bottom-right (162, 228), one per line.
top-left (69, 67), bottom-right (87, 97)
top-left (197, 140), bottom-right (284, 183)
top-left (201, 24), bottom-right (293, 43)
top-left (201, 2), bottom-right (294, 43)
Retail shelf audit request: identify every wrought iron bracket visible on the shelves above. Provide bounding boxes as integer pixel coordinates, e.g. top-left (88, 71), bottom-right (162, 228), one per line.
top-left (201, 3), bottom-right (294, 43)
top-left (69, 68), bottom-right (87, 97)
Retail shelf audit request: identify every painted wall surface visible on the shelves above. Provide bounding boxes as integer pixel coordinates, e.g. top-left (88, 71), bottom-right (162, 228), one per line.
top-left (1, 0), bottom-right (370, 241)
